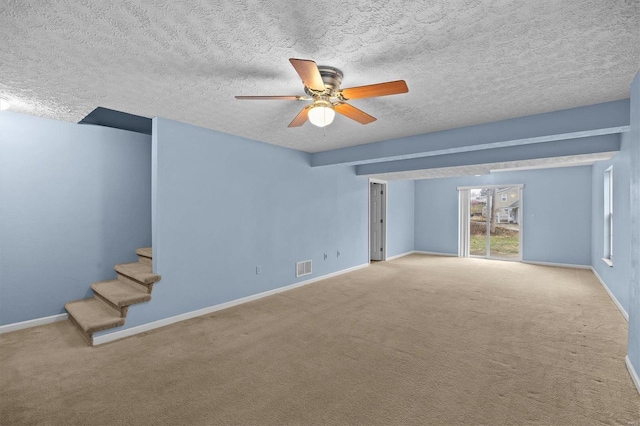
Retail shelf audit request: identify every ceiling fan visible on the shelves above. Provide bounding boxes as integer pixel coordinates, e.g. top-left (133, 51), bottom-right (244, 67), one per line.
top-left (236, 58), bottom-right (408, 128)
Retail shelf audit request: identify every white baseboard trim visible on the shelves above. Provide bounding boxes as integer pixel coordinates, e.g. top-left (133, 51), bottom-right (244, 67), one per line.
top-left (522, 260), bottom-right (591, 269)
top-left (385, 251), bottom-right (416, 261)
top-left (0, 313), bottom-right (68, 335)
top-left (625, 356), bottom-right (640, 396)
top-left (590, 267), bottom-right (629, 322)
top-left (93, 263), bottom-right (369, 346)
top-left (413, 251), bottom-right (457, 257)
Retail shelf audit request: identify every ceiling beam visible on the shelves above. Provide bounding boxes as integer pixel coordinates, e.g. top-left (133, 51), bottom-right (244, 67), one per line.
top-left (355, 133), bottom-right (621, 176)
top-left (312, 99), bottom-right (629, 167)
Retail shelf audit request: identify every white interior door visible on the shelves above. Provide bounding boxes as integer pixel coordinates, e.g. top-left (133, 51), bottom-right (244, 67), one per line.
top-left (370, 183), bottom-right (383, 261)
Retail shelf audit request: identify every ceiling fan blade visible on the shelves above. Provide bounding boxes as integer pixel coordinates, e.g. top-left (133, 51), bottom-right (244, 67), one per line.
top-left (235, 95), bottom-right (305, 100)
top-left (289, 58), bottom-right (325, 91)
top-left (334, 103), bottom-right (377, 125)
top-left (340, 80), bottom-right (408, 100)
top-left (288, 106), bottom-right (310, 127)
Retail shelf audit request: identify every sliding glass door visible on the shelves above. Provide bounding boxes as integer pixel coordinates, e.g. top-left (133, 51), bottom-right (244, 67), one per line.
top-left (487, 187), bottom-right (521, 259)
top-left (469, 189), bottom-right (488, 256)
top-left (465, 186), bottom-right (522, 260)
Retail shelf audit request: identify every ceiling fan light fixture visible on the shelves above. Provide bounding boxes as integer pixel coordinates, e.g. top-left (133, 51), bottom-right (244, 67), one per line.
top-left (308, 101), bottom-right (335, 127)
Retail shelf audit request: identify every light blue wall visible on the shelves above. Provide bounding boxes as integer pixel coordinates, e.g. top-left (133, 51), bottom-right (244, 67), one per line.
top-left (628, 72), bottom-right (640, 379)
top-left (0, 111), bottom-right (152, 325)
top-left (386, 180), bottom-right (415, 257)
top-left (591, 132), bottom-right (631, 315)
top-left (112, 117), bottom-right (369, 331)
top-left (414, 166), bottom-right (593, 265)
top-left (414, 178), bottom-right (460, 255)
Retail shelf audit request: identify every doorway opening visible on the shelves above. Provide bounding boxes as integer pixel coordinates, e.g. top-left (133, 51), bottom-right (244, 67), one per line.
top-left (459, 185), bottom-right (523, 261)
top-left (369, 179), bottom-right (387, 262)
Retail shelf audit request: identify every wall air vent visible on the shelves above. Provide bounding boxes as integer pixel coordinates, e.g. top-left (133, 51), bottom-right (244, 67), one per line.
top-left (296, 260), bottom-right (312, 278)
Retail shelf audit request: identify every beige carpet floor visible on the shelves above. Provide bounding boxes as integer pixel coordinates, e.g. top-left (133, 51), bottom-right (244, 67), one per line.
top-left (1, 254), bottom-right (639, 425)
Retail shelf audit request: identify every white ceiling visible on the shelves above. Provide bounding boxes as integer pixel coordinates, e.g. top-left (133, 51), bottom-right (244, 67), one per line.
top-left (1, 1), bottom-right (638, 153)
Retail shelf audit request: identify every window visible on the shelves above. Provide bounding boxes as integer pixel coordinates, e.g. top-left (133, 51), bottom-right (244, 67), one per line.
top-left (603, 167), bottom-right (613, 266)
top-left (501, 193), bottom-right (507, 202)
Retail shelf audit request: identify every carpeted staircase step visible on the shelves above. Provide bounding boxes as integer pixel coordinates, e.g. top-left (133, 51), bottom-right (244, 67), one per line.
top-left (115, 262), bottom-right (161, 286)
top-left (65, 247), bottom-right (160, 345)
top-left (65, 298), bottom-right (125, 335)
top-left (91, 279), bottom-right (151, 308)
top-left (136, 247), bottom-right (152, 265)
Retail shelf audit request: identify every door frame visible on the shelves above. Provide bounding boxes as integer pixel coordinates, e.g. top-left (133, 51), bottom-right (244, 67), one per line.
top-left (369, 178), bottom-right (388, 263)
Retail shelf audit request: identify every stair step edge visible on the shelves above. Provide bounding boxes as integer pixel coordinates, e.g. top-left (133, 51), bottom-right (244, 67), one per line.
top-left (114, 263), bottom-right (161, 285)
top-left (93, 291), bottom-right (127, 318)
top-left (65, 298), bottom-right (125, 334)
top-left (136, 247), bottom-right (152, 258)
top-left (91, 279), bottom-right (152, 307)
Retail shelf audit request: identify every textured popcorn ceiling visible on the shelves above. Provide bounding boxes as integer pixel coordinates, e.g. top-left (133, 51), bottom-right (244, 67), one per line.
top-left (1, 1), bottom-right (638, 153)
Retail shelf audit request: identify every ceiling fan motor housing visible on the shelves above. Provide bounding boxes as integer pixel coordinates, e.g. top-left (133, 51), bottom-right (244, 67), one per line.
top-left (305, 66), bottom-right (344, 96)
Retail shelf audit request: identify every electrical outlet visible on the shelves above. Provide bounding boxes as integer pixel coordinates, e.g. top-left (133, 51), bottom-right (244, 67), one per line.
top-left (256, 266), bottom-right (261, 275)
top-left (324, 253), bottom-right (328, 260)
top-left (337, 250), bottom-right (341, 257)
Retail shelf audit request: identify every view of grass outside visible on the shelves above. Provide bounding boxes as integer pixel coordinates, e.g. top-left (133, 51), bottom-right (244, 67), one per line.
top-left (469, 218), bottom-right (520, 258)
top-left (470, 235), bottom-right (520, 257)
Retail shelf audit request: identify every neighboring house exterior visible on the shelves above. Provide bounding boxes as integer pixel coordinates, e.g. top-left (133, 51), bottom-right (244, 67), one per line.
top-left (494, 188), bottom-right (520, 224)
top-left (481, 187), bottom-right (520, 224)
top-left (471, 191), bottom-right (485, 202)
